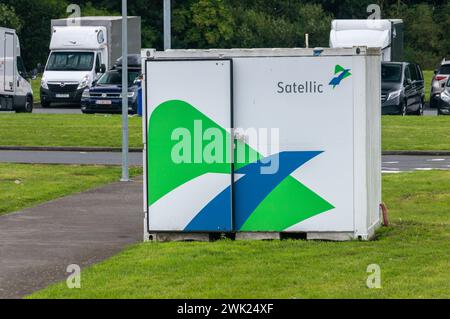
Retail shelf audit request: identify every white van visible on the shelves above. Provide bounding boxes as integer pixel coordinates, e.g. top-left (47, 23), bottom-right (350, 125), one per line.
top-left (40, 17), bottom-right (141, 108)
top-left (0, 27), bottom-right (33, 113)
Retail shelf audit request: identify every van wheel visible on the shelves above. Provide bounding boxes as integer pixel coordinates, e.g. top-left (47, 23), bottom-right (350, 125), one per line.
top-left (16, 96), bottom-right (33, 113)
top-left (24, 96), bottom-right (33, 113)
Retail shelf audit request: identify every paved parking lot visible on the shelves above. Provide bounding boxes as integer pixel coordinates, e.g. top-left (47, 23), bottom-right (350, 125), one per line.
top-left (382, 155), bottom-right (450, 173)
top-left (32, 104), bottom-right (82, 114)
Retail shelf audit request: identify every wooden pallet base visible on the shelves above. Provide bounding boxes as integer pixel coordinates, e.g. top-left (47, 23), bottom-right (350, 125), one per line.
top-left (145, 231), bottom-right (356, 242)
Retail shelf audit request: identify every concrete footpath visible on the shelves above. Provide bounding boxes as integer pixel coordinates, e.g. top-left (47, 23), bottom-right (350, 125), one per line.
top-left (0, 177), bottom-right (143, 299)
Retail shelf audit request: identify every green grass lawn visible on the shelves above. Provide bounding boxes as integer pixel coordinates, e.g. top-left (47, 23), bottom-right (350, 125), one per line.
top-left (382, 116), bottom-right (450, 151)
top-left (0, 114), bottom-right (142, 148)
top-left (0, 164), bottom-right (142, 216)
top-left (29, 171), bottom-right (450, 299)
top-left (31, 76), bottom-right (41, 104)
top-left (1, 114), bottom-right (449, 151)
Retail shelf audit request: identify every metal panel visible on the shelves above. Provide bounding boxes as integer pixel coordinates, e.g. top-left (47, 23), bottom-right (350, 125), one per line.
top-left (3, 32), bottom-right (14, 92)
top-left (232, 56), bottom-right (355, 232)
top-left (391, 22), bottom-right (404, 62)
top-left (145, 59), bottom-right (233, 232)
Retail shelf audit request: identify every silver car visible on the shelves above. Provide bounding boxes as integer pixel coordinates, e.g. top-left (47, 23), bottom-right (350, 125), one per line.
top-left (430, 59), bottom-right (450, 108)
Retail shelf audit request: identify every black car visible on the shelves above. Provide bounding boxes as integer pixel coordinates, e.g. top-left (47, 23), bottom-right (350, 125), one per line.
top-left (81, 69), bottom-right (140, 114)
top-left (381, 62), bottom-right (425, 115)
top-left (437, 78), bottom-right (450, 115)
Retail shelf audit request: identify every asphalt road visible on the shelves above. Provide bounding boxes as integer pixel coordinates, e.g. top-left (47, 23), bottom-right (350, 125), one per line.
top-left (423, 106), bottom-right (438, 116)
top-left (33, 103), bottom-right (82, 114)
top-left (1, 150), bottom-right (450, 172)
top-left (0, 150), bottom-right (143, 166)
top-left (382, 155), bottom-right (450, 173)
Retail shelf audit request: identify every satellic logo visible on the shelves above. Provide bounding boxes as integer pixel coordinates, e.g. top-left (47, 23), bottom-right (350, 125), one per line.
top-left (276, 65), bottom-right (352, 94)
top-left (329, 65), bottom-right (352, 89)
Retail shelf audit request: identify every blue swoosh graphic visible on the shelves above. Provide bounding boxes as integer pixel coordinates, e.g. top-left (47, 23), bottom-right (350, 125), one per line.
top-left (329, 69), bottom-right (351, 87)
top-left (184, 151), bottom-right (322, 232)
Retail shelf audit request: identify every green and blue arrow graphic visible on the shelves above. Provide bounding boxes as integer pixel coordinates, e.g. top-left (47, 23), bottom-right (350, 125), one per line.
top-left (329, 64), bottom-right (351, 89)
top-left (148, 100), bottom-right (334, 232)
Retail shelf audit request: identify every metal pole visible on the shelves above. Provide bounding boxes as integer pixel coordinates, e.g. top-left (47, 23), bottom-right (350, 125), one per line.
top-left (121, 0), bottom-right (129, 182)
top-left (163, 0), bottom-right (171, 50)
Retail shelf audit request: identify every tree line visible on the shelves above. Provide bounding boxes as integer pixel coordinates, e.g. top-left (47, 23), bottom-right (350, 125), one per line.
top-left (0, 0), bottom-right (448, 70)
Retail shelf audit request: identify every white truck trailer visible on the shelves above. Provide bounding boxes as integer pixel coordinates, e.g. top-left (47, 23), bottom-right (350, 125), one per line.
top-left (0, 27), bottom-right (33, 113)
top-left (141, 47), bottom-right (382, 241)
top-left (40, 16), bottom-right (141, 107)
top-left (330, 19), bottom-right (403, 62)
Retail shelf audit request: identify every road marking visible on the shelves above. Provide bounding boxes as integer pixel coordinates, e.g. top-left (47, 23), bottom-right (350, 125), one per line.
top-left (382, 171), bottom-right (401, 174)
top-left (383, 161), bottom-right (399, 164)
top-left (426, 159), bottom-right (445, 162)
top-left (415, 168), bottom-right (433, 171)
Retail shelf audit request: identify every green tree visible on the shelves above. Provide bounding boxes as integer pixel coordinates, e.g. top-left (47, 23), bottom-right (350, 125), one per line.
top-left (81, 1), bottom-right (118, 16)
top-left (290, 4), bottom-right (333, 47)
top-left (173, 0), bottom-right (234, 48)
top-left (4, 0), bottom-right (448, 70)
top-left (0, 4), bottom-right (22, 31)
top-left (230, 8), bottom-right (297, 48)
top-left (385, 3), bottom-right (446, 68)
top-left (4, 0), bottom-right (68, 69)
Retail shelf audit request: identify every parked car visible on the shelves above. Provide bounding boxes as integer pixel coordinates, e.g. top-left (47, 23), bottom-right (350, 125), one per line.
top-left (381, 62), bottom-right (425, 115)
top-left (430, 59), bottom-right (450, 108)
top-left (437, 78), bottom-right (450, 115)
top-left (81, 55), bottom-right (141, 114)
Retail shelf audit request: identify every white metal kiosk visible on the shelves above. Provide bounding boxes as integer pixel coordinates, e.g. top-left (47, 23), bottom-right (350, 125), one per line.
top-left (142, 47), bottom-right (382, 241)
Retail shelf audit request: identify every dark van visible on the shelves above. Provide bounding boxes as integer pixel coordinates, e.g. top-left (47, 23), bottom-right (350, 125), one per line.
top-left (381, 62), bottom-right (425, 115)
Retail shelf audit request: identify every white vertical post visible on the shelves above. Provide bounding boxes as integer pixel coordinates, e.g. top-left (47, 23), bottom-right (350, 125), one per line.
top-left (121, 0), bottom-right (129, 182)
top-left (164, 0), bottom-right (171, 50)
top-left (305, 33), bottom-right (309, 48)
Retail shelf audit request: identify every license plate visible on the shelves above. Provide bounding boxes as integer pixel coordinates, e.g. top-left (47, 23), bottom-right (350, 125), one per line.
top-left (55, 94), bottom-right (70, 98)
top-left (96, 100), bottom-right (112, 105)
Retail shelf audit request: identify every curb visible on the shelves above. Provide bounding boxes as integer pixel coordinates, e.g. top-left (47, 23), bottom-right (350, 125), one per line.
top-left (0, 146), bottom-right (143, 153)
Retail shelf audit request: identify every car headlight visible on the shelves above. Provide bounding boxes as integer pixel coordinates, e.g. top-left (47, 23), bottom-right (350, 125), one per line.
top-left (119, 92), bottom-right (136, 98)
top-left (77, 75), bottom-right (90, 90)
top-left (441, 91), bottom-right (450, 103)
top-left (41, 77), bottom-right (48, 90)
top-left (387, 89), bottom-right (402, 101)
top-left (82, 89), bottom-right (90, 98)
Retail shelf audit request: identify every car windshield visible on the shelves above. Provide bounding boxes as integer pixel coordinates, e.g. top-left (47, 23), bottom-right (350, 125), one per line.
top-left (382, 64), bottom-right (403, 83)
top-left (96, 70), bottom-right (140, 86)
top-left (46, 52), bottom-right (94, 71)
top-left (438, 65), bottom-right (450, 75)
